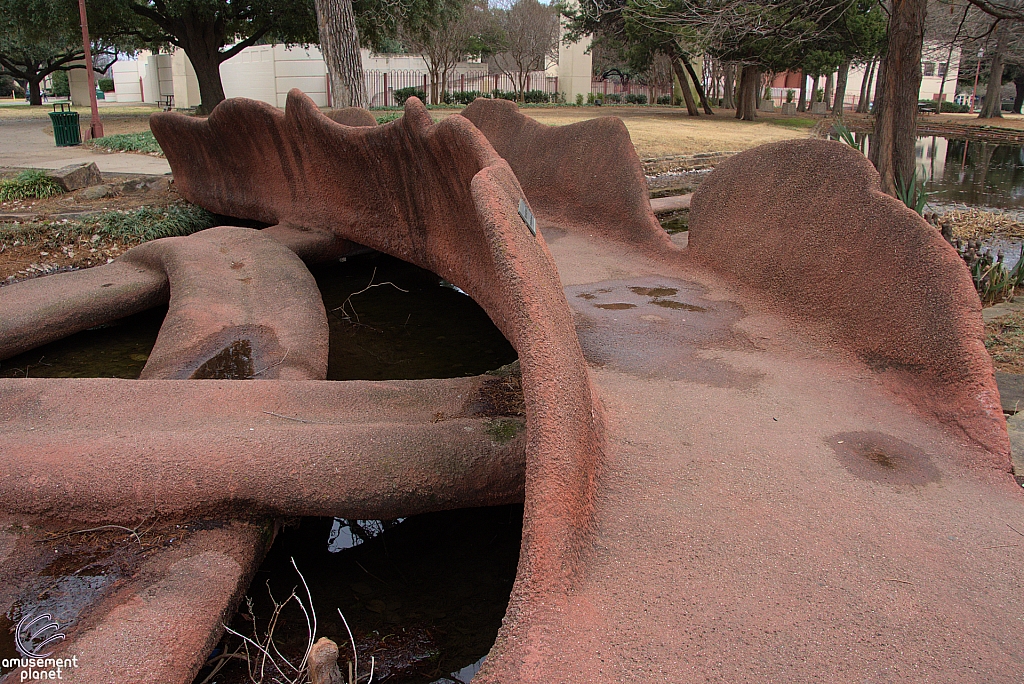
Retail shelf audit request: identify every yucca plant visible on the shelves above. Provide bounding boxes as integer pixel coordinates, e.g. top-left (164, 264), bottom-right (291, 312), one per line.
top-left (895, 173), bottom-right (928, 216)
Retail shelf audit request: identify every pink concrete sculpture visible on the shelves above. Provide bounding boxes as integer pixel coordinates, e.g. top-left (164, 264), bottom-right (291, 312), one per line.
top-left (1, 92), bottom-right (1021, 684)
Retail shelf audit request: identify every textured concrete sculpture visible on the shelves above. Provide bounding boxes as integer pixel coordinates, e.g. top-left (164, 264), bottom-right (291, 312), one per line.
top-left (1, 92), bottom-right (1021, 683)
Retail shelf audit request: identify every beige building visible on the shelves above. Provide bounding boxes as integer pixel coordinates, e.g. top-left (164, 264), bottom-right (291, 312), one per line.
top-left (108, 30), bottom-right (592, 109)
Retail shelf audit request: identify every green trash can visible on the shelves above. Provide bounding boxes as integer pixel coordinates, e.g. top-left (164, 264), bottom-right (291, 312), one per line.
top-left (49, 103), bottom-right (81, 147)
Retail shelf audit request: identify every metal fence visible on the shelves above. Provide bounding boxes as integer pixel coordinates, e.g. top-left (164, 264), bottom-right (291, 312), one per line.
top-left (361, 69), bottom-right (557, 106)
top-left (591, 79), bottom-right (672, 104)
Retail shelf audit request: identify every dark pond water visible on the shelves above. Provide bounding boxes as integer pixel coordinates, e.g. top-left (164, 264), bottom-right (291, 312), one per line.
top-left (0, 251), bottom-right (522, 683)
top-left (833, 132), bottom-right (1024, 213)
top-left (202, 508), bottom-right (522, 684)
top-left (0, 253), bottom-right (517, 381)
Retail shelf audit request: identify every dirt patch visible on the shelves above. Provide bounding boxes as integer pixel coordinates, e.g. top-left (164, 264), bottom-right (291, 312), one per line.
top-left (0, 176), bottom-right (187, 283)
top-left (985, 311), bottom-right (1024, 373)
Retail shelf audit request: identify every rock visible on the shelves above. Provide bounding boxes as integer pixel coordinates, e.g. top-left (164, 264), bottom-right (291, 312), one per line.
top-left (1005, 412), bottom-right (1024, 485)
top-left (781, 102), bottom-right (797, 116)
top-left (308, 637), bottom-right (344, 684)
top-left (48, 162), bottom-right (102, 192)
top-left (810, 101), bottom-right (829, 115)
top-left (76, 184), bottom-right (114, 200)
top-left (996, 372), bottom-right (1024, 414)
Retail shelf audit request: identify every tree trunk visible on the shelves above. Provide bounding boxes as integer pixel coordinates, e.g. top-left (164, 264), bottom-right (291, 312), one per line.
top-left (857, 59), bottom-right (874, 113)
top-left (176, 13), bottom-right (231, 115)
top-left (183, 46), bottom-right (227, 115)
top-left (27, 75), bottom-right (43, 105)
top-left (672, 58), bottom-right (699, 116)
top-left (824, 72), bottom-right (834, 106)
top-left (979, 22), bottom-right (1008, 119)
top-left (736, 65), bottom-right (759, 121)
top-left (683, 56), bottom-right (715, 114)
top-left (871, 57), bottom-right (886, 113)
top-left (798, 70), bottom-right (807, 111)
top-left (1013, 74), bottom-right (1024, 114)
top-left (722, 63), bottom-right (735, 109)
top-left (871, 0), bottom-right (926, 197)
top-left (429, 66), bottom-right (440, 105)
top-left (315, 0), bottom-right (368, 109)
top-left (833, 60), bottom-right (850, 116)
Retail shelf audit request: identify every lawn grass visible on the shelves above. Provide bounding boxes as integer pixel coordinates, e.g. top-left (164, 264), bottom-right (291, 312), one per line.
top-left (769, 117), bottom-right (818, 128)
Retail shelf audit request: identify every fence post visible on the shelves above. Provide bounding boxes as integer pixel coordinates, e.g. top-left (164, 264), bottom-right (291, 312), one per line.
top-left (383, 72), bottom-right (389, 107)
top-left (604, 80), bottom-right (607, 97)
top-left (494, 74), bottom-right (499, 94)
top-left (423, 74), bottom-right (428, 104)
top-left (461, 74), bottom-right (465, 93)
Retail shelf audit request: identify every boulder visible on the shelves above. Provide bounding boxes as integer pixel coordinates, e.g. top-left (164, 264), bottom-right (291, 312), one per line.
top-left (76, 184), bottom-right (114, 200)
top-left (48, 162), bottom-right (102, 191)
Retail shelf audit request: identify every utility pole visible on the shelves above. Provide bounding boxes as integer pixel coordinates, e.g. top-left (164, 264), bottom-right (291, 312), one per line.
top-left (970, 48), bottom-right (984, 112)
top-left (77, 0), bottom-right (103, 139)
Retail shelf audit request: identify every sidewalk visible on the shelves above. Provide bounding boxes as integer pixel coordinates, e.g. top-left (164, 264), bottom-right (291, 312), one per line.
top-left (0, 118), bottom-right (170, 175)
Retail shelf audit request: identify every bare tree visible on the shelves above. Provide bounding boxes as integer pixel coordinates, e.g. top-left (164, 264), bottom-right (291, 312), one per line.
top-left (490, 0), bottom-right (558, 101)
top-left (316, 0), bottom-right (368, 107)
top-left (402, 0), bottom-right (483, 103)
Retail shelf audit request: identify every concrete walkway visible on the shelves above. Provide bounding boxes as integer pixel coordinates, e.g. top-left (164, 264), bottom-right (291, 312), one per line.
top-left (0, 118), bottom-right (170, 174)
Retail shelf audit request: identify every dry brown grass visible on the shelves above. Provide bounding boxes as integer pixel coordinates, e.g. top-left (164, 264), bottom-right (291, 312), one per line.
top-left (431, 105), bottom-right (817, 157)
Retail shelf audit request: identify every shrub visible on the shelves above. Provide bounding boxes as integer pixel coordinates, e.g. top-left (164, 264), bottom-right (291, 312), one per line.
top-left (656, 94), bottom-right (671, 105)
top-left (97, 78), bottom-right (115, 93)
top-left (586, 92), bottom-right (596, 104)
top-left (814, 88), bottom-right (824, 103)
top-left (625, 93), bottom-right (648, 105)
top-left (605, 93), bottom-right (622, 104)
top-left (523, 89), bottom-right (549, 103)
top-left (940, 100), bottom-right (969, 113)
top-left (785, 89), bottom-right (795, 103)
top-left (374, 112), bottom-right (402, 124)
top-left (491, 89), bottom-right (517, 101)
top-left (575, 93), bottom-right (584, 106)
top-left (50, 71), bottom-right (69, 98)
top-left (92, 131), bottom-right (162, 154)
top-left (0, 170), bottom-right (64, 202)
top-left (446, 90), bottom-right (482, 104)
top-left (392, 87), bottom-right (425, 105)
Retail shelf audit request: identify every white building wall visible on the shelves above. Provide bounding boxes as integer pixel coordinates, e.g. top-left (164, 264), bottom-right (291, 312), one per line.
top-left (114, 42), bottom-right (586, 108)
top-left (274, 45), bottom-right (328, 107)
top-left (112, 58), bottom-right (142, 102)
top-left (171, 50), bottom-right (201, 109)
top-left (221, 44), bottom-right (277, 104)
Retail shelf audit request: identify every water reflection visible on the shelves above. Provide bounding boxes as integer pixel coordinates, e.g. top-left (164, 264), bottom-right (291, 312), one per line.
top-left (832, 132), bottom-right (1024, 212)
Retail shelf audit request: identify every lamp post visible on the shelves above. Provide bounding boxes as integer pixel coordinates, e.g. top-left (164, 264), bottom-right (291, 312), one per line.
top-left (969, 48), bottom-right (984, 112)
top-left (77, 0), bottom-right (103, 139)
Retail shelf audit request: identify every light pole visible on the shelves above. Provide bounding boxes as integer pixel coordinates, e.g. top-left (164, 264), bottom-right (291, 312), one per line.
top-left (77, 0), bottom-right (103, 139)
top-left (970, 48), bottom-right (984, 112)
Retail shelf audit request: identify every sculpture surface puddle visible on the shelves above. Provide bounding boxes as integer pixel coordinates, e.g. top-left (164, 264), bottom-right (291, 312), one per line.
top-left (829, 431), bottom-right (941, 486)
